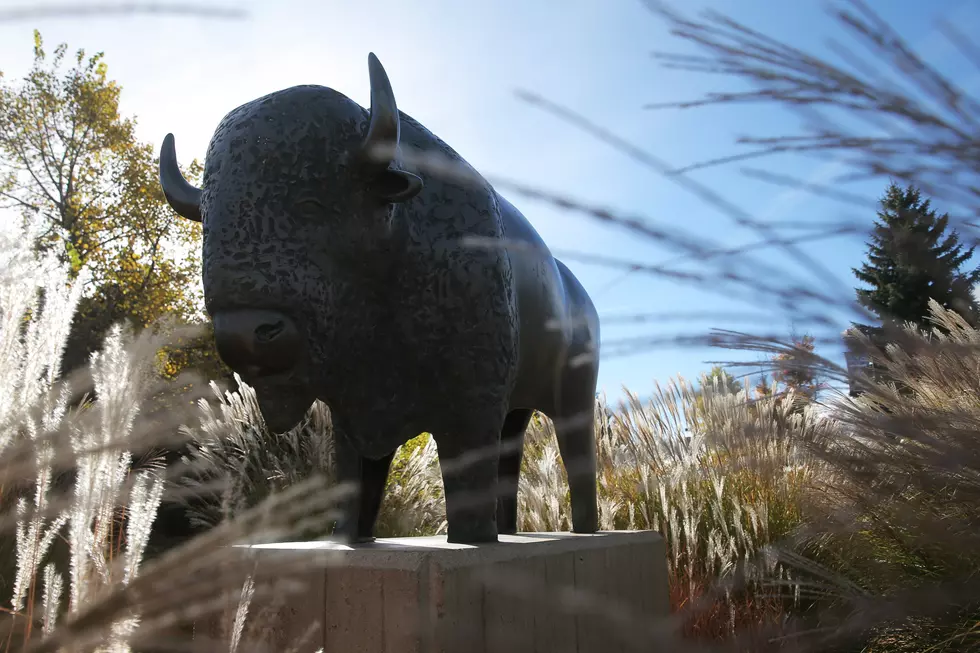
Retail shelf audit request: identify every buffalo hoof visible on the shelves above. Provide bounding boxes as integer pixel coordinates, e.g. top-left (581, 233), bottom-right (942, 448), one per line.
top-left (330, 522), bottom-right (376, 545)
top-left (446, 521), bottom-right (499, 544)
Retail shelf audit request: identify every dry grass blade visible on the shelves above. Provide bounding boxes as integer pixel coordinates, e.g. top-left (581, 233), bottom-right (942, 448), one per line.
top-left (0, 3), bottom-right (248, 22)
top-left (510, 89), bottom-right (851, 300)
top-left (643, 0), bottom-right (980, 223)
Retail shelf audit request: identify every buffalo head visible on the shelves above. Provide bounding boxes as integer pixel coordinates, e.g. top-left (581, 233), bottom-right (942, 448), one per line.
top-left (159, 53), bottom-right (424, 433)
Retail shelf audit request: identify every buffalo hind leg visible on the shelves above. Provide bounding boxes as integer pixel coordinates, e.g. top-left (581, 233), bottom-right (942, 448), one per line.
top-left (553, 366), bottom-right (600, 534)
top-left (497, 409), bottom-right (533, 535)
top-left (436, 425), bottom-right (502, 544)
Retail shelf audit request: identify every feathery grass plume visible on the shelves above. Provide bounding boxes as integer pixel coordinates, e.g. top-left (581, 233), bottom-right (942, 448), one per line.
top-left (68, 325), bottom-right (149, 608)
top-left (0, 223), bottom-right (87, 446)
top-left (0, 217), bottom-right (87, 641)
top-left (703, 302), bottom-right (980, 651)
top-left (227, 573), bottom-right (254, 653)
top-left (0, 213), bottom-right (278, 651)
top-left (608, 379), bottom-right (821, 642)
top-left (10, 474), bottom-right (342, 653)
top-left (176, 376), bottom-right (337, 531)
top-left (373, 434), bottom-right (446, 538)
top-left (6, 323), bottom-right (204, 651)
top-left (794, 303), bottom-right (980, 651)
top-left (0, 219), bottom-right (87, 476)
top-left (518, 417), bottom-right (571, 533)
top-left (53, 322), bottom-right (206, 652)
top-left (39, 563), bottom-right (61, 638)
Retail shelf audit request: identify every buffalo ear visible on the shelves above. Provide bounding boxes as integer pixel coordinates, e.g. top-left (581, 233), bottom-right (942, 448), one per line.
top-left (374, 168), bottom-right (423, 203)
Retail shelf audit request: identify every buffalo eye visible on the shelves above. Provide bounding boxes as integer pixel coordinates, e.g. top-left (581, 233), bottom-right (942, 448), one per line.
top-left (293, 198), bottom-right (324, 219)
top-left (373, 169), bottom-right (423, 203)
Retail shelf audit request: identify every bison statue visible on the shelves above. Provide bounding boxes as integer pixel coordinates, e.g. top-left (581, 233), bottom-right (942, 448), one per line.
top-left (158, 53), bottom-right (600, 544)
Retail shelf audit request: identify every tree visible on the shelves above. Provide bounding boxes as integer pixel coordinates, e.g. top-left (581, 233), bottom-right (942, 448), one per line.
top-left (771, 334), bottom-right (819, 411)
top-left (697, 366), bottom-right (743, 399)
top-left (754, 373), bottom-right (773, 400)
top-left (688, 366), bottom-right (744, 436)
top-left (853, 183), bottom-right (980, 331)
top-left (0, 31), bottom-right (220, 381)
top-left (751, 335), bottom-right (819, 412)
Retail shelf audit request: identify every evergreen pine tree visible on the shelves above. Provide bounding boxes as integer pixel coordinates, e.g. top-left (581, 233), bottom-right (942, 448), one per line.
top-left (853, 183), bottom-right (980, 330)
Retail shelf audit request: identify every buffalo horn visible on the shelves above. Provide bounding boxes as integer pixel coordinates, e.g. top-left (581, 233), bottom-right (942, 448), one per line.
top-left (159, 133), bottom-right (203, 222)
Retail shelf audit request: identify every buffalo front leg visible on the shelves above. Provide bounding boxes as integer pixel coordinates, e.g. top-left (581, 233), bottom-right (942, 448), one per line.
top-left (331, 430), bottom-right (394, 543)
top-left (435, 426), bottom-right (503, 544)
top-left (353, 452), bottom-right (394, 541)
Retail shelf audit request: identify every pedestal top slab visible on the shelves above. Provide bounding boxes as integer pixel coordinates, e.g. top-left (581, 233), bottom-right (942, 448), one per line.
top-left (235, 530), bottom-right (663, 569)
top-left (245, 530), bottom-right (655, 551)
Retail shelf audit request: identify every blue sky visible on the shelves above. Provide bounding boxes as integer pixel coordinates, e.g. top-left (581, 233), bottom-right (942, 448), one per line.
top-left (0, 0), bottom-right (977, 401)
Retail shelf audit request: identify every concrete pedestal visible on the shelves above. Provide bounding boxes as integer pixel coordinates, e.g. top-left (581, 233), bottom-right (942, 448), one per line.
top-left (206, 531), bottom-right (669, 653)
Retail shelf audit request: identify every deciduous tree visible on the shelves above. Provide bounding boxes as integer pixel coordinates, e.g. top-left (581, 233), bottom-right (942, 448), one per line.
top-left (0, 31), bottom-right (225, 382)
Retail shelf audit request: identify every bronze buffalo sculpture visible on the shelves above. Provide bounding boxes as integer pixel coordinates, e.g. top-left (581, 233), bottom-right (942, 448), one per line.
top-left (158, 53), bottom-right (600, 544)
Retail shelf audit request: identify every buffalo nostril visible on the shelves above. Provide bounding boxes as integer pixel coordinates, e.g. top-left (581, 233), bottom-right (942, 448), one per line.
top-left (255, 321), bottom-right (284, 343)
